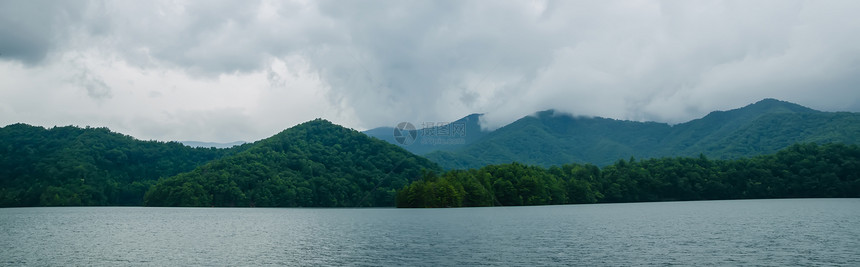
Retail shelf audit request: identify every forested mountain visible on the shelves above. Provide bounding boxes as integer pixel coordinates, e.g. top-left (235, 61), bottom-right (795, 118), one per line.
top-left (398, 143), bottom-right (860, 208)
top-left (0, 124), bottom-right (248, 207)
top-left (425, 99), bottom-right (860, 169)
top-left (144, 119), bottom-right (441, 207)
top-left (363, 113), bottom-right (489, 155)
top-left (3, 99), bottom-right (857, 208)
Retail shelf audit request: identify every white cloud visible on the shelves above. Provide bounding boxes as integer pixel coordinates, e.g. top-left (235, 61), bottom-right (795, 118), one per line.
top-left (1, 0), bottom-right (858, 140)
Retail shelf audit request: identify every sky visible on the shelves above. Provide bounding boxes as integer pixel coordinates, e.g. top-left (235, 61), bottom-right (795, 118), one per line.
top-left (1, 0), bottom-right (859, 142)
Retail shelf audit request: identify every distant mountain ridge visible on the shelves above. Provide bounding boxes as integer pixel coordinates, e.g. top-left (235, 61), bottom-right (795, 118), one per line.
top-left (180, 141), bottom-right (247, 149)
top-left (363, 113), bottom-right (489, 155)
top-left (423, 99), bottom-right (860, 168)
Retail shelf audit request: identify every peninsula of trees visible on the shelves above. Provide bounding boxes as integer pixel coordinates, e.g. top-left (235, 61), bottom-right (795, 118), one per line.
top-left (396, 143), bottom-right (860, 208)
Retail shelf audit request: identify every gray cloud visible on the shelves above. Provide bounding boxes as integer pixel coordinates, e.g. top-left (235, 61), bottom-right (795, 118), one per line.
top-left (0, 0), bottom-right (111, 64)
top-left (130, 108), bottom-right (257, 142)
top-left (75, 70), bottom-right (112, 100)
top-left (1, 0), bottom-right (859, 141)
top-left (0, 0), bottom-right (71, 64)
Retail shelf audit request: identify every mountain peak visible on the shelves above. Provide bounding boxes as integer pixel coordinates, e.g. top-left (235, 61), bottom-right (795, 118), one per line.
top-left (698, 98), bottom-right (818, 123)
top-left (274, 118), bottom-right (341, 134)
top-left (362, 113), bottom-right (490, 155)
top-left (742, 98), bottom-right (818, 114)
top-left (462, 113), bottom-right (483, 120)
top-left (298, 118), bottom-right (336, 127)
top-left (145, 118), bottom-right (440, 207)
top-left (531, 109), bottom-right (600, 122)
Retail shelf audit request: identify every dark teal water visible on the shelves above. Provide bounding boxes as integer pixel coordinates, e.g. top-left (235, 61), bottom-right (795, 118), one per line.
top-left (1, 199), bottom-right (859, 266)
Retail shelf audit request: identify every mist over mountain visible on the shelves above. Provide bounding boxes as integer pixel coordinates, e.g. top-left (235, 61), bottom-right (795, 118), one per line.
top-left (422, 99), bottom-right (860, 169)
top-left (363, 113), bottom-right (489, 155)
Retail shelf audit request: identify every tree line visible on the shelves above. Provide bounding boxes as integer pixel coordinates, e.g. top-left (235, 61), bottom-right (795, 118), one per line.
top-left (397, 143), bottom-right (860, 208)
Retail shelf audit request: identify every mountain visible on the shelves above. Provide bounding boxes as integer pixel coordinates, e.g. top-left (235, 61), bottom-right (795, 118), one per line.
top-left (657, 98), bottom-right (821, 155)
top-left (0, 124), bottom-right (247, 207)
top-left (3, 99), bottom-right (856, 207)
top-left (144, 119), bottom-right (441, 207)
top-left (363, 113), bottom-right (489, 155)
top-left (180, 140), bottom-right (247, 149)
top-left (426, 99), bottom-right (860, 169)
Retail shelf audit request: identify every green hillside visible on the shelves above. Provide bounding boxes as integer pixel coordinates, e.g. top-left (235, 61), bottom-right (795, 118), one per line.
top-left (3, 99), bottom-right (856, 208)
top-left (0, 124), bottom-right (247, 207)
top-left (144, 119), bottom-right (441, 207)
top-left (657, 98), bottom-right (825, 156)
top-left (426, 99), bottom-right (860, 168)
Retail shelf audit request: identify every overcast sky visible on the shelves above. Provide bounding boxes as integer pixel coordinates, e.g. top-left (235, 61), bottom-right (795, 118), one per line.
top-left (1, 0), bottom-right (859, 142)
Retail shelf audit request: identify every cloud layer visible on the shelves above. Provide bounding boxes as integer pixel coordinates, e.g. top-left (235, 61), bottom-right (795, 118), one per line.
top-left (1, 0), bottom-right (859, 141)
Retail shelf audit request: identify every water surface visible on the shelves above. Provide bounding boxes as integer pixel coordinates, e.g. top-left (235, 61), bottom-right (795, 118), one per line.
top-left (1, 199), bottom-right (858, 266)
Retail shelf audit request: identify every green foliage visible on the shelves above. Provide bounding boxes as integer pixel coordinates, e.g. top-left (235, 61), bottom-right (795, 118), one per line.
top-left (4, 110), bottom-right (857, 209)
top-left (144, 119), bottom-right (440, 207)
top-left (398, 143), bottom-right (860, 208)
top-left (426, 99), bottom-right (860, 168)
top-left (0, 124), bottom-right (245, 207)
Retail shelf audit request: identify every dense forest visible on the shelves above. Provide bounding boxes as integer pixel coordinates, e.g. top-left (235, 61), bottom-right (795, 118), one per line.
top-left (143, 119), bottom-right (440, 207)
top-left (425, 99), bottom-right (860, 169)
top-left (397, 143), bottom-right (860, 208)
top-left (0, 124), bottom-right (248, 207)
top-left (2, 109), bottom-right (859, 208)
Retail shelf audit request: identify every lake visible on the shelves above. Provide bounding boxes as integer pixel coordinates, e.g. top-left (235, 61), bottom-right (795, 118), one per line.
top-left (1, 199), bottom-right (858, 266)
